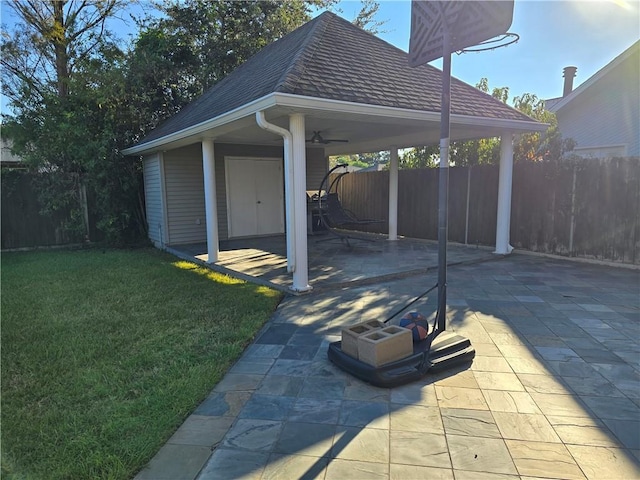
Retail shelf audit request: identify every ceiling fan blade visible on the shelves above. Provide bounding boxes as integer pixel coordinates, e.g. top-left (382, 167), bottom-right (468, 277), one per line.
top-left (306, 131), bottom-right (348, 144)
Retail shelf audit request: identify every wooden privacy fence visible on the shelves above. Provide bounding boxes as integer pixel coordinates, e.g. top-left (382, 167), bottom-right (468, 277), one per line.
top-left (1, 169), bottom-right (99, 250)
top-left (331, 158), bottom-right (639, 264)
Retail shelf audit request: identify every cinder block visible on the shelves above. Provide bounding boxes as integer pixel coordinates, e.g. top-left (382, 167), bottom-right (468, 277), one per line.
top-left (357, 326), bottom-right (413, 367)
top-left (341, 320), bottom-right (385, 359)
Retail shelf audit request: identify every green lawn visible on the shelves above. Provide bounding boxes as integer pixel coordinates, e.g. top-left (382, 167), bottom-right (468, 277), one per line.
top-left (1, 248), bottom-right (282, 479)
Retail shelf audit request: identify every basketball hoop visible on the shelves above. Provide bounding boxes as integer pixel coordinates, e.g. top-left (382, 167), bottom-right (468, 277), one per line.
top-left (409, 0), bottom-right (515, 66)
top-left (458, 32), bottom-right (520, 54)
top-left (326, 1), bottom-right (518, 386)
top-left (408, 0), bottom-right (516, 337)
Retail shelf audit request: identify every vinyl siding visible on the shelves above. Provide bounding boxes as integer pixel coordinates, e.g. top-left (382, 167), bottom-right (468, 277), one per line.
top-left (557, 48), bottom-right (639, 158)
top-left (148, 142), bottom-right (329, 245)
top-left (306, 148), bottom-right (328, 192)
top-left (143, 154), bottom-right (164, 246)
top-left (164, 145), bottom-right (207, 245)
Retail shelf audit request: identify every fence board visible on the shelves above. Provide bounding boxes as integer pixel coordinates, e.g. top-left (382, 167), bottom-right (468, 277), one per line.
top-left (466, 166), bottom-right (498, 246)
top-left (572, 159), bottom-right (639, 263)
top-left (511, 162), bottom-right (573, 254)
top-left (330, 159), bottom-right (639, 264)
top-left (1, 170), bottom-right (88, 249)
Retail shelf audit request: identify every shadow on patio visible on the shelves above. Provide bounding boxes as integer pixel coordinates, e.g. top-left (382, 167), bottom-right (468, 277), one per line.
top-left (169, 233), bottom-right (496, 293)
top-left (135, 252), bottom-right (640, 480)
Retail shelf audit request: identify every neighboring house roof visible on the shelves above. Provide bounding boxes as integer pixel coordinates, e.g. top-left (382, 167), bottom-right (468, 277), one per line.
top-left (133, 11), bottom-right (536, 150)
top-left (356, 163), bottom-right (386, 172)
top-left (0, 139), bottom-right (24, 168)
top-left (543, 97), bottom-right (562, 111)
top-left (547, 40), bottom-right (640, 114)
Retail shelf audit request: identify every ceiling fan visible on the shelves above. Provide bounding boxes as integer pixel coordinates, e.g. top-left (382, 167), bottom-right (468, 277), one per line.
top-left (306, 131), bottom-right (349, 145)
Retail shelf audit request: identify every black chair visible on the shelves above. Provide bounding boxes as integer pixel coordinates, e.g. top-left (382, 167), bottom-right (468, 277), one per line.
top-left (317, 165), bottom-right (384, 246)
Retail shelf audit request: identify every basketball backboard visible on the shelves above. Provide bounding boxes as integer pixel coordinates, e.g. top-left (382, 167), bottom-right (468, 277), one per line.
top-left (409, 0), bottom-right (515, 67)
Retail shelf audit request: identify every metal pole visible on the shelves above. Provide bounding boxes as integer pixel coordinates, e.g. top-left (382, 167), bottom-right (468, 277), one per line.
top-left (436, 24), bottom-right (451, 333)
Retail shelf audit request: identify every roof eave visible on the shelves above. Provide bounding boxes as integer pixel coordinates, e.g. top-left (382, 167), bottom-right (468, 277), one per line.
top-left (122, 92), bottom-right (546, 156)
top-left (548, 40), bottom-right (639, 113)
top-left (273, 93), bottom-right (547, 132)
top-left (121, 94), bottom-right (278, 156)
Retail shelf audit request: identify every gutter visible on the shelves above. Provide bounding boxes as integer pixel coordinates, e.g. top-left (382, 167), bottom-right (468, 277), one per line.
top-left (255, 111), bottom-right (296, 273)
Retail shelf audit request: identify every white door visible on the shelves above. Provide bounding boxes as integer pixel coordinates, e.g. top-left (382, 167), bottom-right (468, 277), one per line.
top-left (226, 157), bottom-right (284, 238)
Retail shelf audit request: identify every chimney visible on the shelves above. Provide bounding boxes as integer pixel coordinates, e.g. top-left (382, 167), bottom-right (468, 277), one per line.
top-left (563, 66), bottom-right (577, 97)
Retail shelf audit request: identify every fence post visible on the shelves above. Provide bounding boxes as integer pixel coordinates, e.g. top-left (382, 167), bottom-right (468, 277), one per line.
top-left (80, 180), bottom-right (90, 242)
top-left (465, 166), bottom-right (471, 245)
top-left (569, 164), bottom-right (577, 255)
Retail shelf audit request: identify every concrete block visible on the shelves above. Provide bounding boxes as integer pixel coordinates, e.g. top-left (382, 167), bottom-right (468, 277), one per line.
top-left (357, 326), bottom-right (413, 367)
top-left (341, 320), bottom-right (385, 359)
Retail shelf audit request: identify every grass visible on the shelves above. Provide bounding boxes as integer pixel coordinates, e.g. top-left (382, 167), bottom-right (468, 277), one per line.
top-left (1, 248), bottom-right (283, 479)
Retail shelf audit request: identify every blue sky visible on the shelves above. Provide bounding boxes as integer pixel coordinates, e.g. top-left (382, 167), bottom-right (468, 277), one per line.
top-left (1, 0), bottom-right (638, 113)
top-left (329, 0), bottom-right (639, 101)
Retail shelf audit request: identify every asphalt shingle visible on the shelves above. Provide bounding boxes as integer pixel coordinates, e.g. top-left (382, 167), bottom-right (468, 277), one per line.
top-left (137, 12), bottom-right (535, 148)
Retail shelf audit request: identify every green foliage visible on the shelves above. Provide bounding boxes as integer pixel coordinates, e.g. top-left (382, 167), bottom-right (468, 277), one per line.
top-left (2, 1), bottom-right (144, 245)
top-left (351, 0), bottom-right (387, 34)
top-left (399, 78), bottom-right (576, 168)
top-left (1, 248), bottom-right (282, 479)
top-left (4, 41), bottom-right (146, 245)
top-left (1, 0), bottom-right (125, 102)
top-left (2, 0), bottom-right (332, 246)
top-left (400, 146), bottom-right (439, 168)
top-left (330, 151), bottom-right (390, 169)
top-left (128, 0), bottom-right (336, 135)
top-left (512, 93), bottom-right (576, 163)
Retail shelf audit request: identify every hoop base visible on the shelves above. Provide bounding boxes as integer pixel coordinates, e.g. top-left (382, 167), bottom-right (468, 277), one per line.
top-left (327, 331), bottom-right (475, 388)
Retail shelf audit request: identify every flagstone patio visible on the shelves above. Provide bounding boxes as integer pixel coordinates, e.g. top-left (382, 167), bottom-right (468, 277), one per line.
top-left (169, 234), bottom-right (496, 293)
top-left (135, 249), bottom-right (640, 480)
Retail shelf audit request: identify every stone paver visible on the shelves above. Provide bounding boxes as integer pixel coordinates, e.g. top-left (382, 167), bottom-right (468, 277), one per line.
top-left (506, 439), bottom-right (586, 479)
top-left (133, 250), bottom-right (640, 480)
top-left (567, 445), bottom-right (640, 480)
top-left (448, 435), bottom-right (517, 475)
top-left (134, 444), bottom-right (213, 480)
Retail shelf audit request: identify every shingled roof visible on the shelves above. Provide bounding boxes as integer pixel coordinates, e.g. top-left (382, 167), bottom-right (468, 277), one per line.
top-left (136, 11), bottom-right (535, 147)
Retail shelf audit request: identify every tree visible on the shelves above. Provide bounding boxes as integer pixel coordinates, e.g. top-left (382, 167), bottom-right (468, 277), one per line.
top-left (400, 146), bottom-right (439, 169)
top-left (127, 0), bottom-right (337, 139)
top-left (398, 78), bottom-right (575, 168)
top-left (352, 0), bottom-right (387, 35)
top-left (1, 0), bottom-right (125, 102)
top-left (511, 92), bottom-right (575, 162)
top-left (330, 151), bottom-right (390, 169)
top-left (1, 1), bottom-right (145, 245)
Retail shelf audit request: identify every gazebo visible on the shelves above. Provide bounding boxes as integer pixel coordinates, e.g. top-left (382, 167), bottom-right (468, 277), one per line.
top-left (122, 11), bottom-right (545, 293)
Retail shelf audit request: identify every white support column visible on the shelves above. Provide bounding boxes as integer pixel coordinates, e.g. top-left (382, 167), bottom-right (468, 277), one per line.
top-left (202, 138), bottom-right (219, 263)
top-left (289, 113), bottom-right (312, 292)
top-left (495, 132), bottom-right (514, 255)
top-left (388, 146), bottom-right (399, 241)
